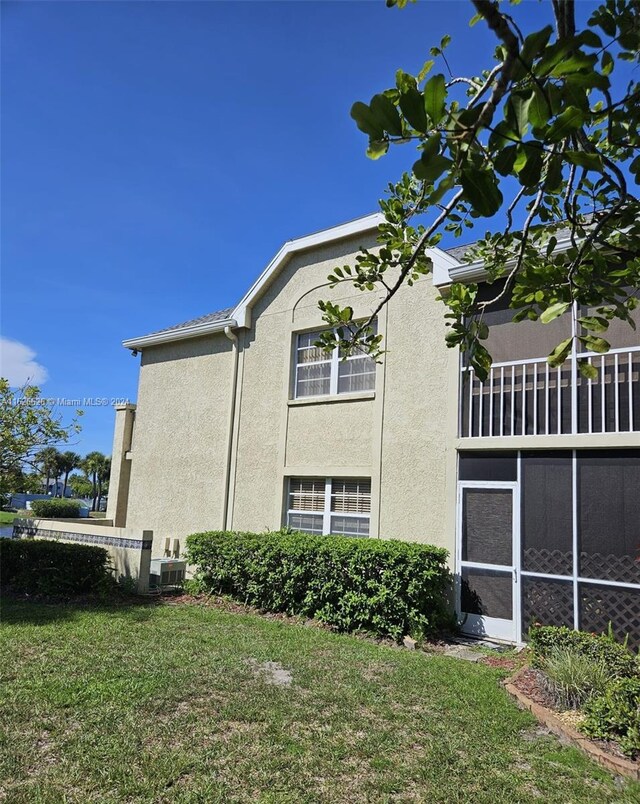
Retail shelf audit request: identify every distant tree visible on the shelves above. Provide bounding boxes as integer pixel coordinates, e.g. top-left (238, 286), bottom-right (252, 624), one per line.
top-left (68, 473), bottom-right (93, 499)
top-left (82, 451), bottom-right (110, 511)
top-left (35, 447), bottom-right (63, 496)
top-left (0, 379), bottom-right (82, 502)
top-left (97, 456), bottom-right (111, 509)
top-left (319, 0), bottom-right (639, 380)
top-left (58, 451), bottom-right (82, 498)
top-left (1, 466), bottom-right (42, 496)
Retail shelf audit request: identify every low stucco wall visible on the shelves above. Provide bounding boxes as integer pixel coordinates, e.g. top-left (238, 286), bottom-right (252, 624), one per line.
top-left (12, 518), bottom-right (153, 594)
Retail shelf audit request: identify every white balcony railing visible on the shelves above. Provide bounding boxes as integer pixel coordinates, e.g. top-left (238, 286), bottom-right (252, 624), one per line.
top-left (460, 346), bottom-right (640, 438)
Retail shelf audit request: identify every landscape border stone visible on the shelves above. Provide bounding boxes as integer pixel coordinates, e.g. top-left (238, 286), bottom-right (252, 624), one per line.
top-left (504, 667), bottom-right (640, 781)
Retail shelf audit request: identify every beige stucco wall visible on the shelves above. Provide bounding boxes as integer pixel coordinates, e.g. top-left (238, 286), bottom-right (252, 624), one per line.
top-left (125, 335), bottom-right (233, 556)
top-left (378, 278), bottom-right (457, 548)
top-left (120, 230), bottom-right (458, 557)
top-left (229, 233), bottom-right (382, 533)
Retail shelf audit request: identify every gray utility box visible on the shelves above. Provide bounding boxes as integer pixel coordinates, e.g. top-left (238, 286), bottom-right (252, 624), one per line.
top-left (149, 558), bottom-right (187, 589)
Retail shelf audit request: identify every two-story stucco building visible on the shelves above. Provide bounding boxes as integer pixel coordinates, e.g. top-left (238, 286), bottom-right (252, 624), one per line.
top-left (108, 212), bottom-right (640, 644)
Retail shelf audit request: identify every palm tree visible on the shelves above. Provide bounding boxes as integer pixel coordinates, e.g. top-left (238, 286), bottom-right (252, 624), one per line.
top-left (82, 451), bottom-right (107, 511)
top-left (97, 456), bottom-right (111, 510)
top-left (58, 451), bottom-right (81, 498)
top-left (36, 447), bottom-right (61, 495)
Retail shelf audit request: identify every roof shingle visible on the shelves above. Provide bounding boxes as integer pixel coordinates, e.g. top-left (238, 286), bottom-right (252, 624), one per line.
top-left (148, 307), bottom-right (234, 337)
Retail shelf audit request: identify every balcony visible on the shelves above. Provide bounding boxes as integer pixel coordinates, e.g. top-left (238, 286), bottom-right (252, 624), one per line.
top-left (460, 346), bottom-right (640, 438)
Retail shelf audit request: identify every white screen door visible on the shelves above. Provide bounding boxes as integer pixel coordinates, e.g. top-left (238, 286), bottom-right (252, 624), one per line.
top-left (457, 481), bottom-right (519, 642)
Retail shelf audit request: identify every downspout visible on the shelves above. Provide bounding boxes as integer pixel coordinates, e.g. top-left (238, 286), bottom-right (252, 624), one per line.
top-left (222, 326), bottom-right (239, 530)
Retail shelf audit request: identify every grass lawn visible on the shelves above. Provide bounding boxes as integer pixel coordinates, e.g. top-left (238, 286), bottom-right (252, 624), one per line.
top-left (0, 511), bottom-right (18, 526)
top-left (1, 600), bottom-right (638, 804)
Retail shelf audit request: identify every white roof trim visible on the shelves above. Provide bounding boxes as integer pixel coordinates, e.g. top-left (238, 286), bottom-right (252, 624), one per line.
top-left (433, 235), bottom-right (576, 287)
top-left (427, 247), bottom-right (463, 286)
top-left (231, 212), bottom-right (385, 328)
top-left (123, 212), bottom-right (385, 350)
top-left (123, 317), bottom-right (237, 350)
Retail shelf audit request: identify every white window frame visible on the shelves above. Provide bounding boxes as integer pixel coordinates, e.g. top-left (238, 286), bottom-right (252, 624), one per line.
top-left (287, 477), bottom-right (371, 537)
top-left (293, 325), bottom-right (376, 400)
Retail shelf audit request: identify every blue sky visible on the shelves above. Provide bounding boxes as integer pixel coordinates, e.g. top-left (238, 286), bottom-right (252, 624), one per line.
top-left (1, 0), bottom-right (598, 455)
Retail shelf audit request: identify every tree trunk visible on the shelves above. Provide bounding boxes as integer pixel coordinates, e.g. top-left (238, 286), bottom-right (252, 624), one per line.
top-left (92, 471), bottom-right (98, 511)
top-left (62, 471), bottom-right (70, 498)
top-left (45, 471), bottom-right (50, 495)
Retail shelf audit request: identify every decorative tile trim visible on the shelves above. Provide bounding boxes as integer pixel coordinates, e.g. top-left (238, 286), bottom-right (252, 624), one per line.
top-left (12, 524), bottom-right (152, 551)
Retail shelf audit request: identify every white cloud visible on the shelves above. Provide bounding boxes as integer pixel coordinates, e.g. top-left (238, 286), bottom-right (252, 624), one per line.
top-left (0, 337), bottom-right (49, 386)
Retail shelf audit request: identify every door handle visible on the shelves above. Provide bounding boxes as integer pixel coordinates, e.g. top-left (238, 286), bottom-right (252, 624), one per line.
top-left (513, 567), bottom-right (518, 584)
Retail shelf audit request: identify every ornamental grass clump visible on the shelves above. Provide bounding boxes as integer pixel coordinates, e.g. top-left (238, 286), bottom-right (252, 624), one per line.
top-left (528, 624), bottom-right (636, 679)
top-left (542, 645), bottom-right (610, 710)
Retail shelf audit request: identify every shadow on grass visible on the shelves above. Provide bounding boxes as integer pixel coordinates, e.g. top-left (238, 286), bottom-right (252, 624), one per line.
top-left (0, 594), bottom-right (161, 627)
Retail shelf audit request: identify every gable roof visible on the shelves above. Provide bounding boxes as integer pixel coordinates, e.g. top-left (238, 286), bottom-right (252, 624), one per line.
top-left (122, 211), bottom-right (466, 351)
top-left (123, 307), bottom-right (236, 350)
top-left (122, 213), bottom-right (386, 350)
top-left (148, 308), bottom-right (235, 336)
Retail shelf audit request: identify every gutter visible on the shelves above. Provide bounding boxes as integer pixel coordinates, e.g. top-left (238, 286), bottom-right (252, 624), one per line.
top-left (123, 317), bottom-right (237, 352)
top-left (442, 235), bottom-right (578, 285)
top-left (222, 326), bottom-right (239, 530)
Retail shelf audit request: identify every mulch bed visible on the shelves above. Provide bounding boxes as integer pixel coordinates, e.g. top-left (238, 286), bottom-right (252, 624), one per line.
top-left (511, 667), bottom-right (557, 708)
top-left (508, 665), bottom-right (639, 769)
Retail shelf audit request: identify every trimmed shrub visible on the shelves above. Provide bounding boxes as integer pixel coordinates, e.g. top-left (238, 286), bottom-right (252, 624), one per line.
top-left (582, 677), bottom-right (640, 757)
top-left (542, 646), bottom-right (609, 709)
top-left (186, 530), bottom-right (453, 641)
top-left (0, 538), bottom-right (112, 595)
top-left (528, 624), bottom-right (636, 678)
top-left (29, 499), bottom-right (83, 518)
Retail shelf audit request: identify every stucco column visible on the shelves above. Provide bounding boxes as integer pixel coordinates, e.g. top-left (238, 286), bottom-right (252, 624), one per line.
top-left (106, 403), bottom-right (136, 527)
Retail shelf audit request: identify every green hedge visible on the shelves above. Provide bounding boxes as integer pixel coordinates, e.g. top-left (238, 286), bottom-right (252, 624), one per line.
top-left (528, 625), bottom-right (636, 678)
top-left (0, 538), bottom-right (112, 595)
top-left (29, 499), bottom-right (83, 518)
top-left (185, 530), bottom-right (453, 640)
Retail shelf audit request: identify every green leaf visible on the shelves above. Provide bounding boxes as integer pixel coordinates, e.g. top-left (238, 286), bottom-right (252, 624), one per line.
top-left (540, 301), bottom-right (570, 324)
top-left (399, 88), bottom-right (428, 132)
top-left (564, 151), bottom-right (604, 172)
top-left (420, 132), bottom-right (441, 159)
top-left (578, 360), bottom-right (599, 380)
top-left (549, 52), bottom-right (597, 77)
top-left (413, 153), bottom-right (452, 183)
top-left (509, 92), bottom-right (533, 138)
top-left (543, 156), bottom-right (563, 191)
top-left (601, 50), bottom-right (614, 76)
top-left (546, 107), bottom-right (585, 142)
top-left (424, 74), bottom-right (446, 125)
top-left (460, 168), bottom-right (503, 217)
top-left (350, 102), bottom-right (383, 139)
top-left (494, 145), bottom-right (517, 176)
top-left (516, 146), bottom-right (543, 187)
top-left (547, 337), bottom-right (573, 368)
top-left (417, 59), bottom-right (435, 83)
top-left (370, 94), bottom-right (403, 136)
top-left (488, 120), bottom-right (518, 149)
top-left (366, 140), bottom-right (390, 160)
top-left (576, 30), bottom-right (603, 49)
top-left (529, 87), bottom-right (551, 129)
top-left (520, 24), bottom-right (554, 64)
top-left (562, 81), bottom-right (590, 113)
top-left (578, 316), bottom-right (610, 333)
top-left (579, 335), bottom-right (610, 354)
